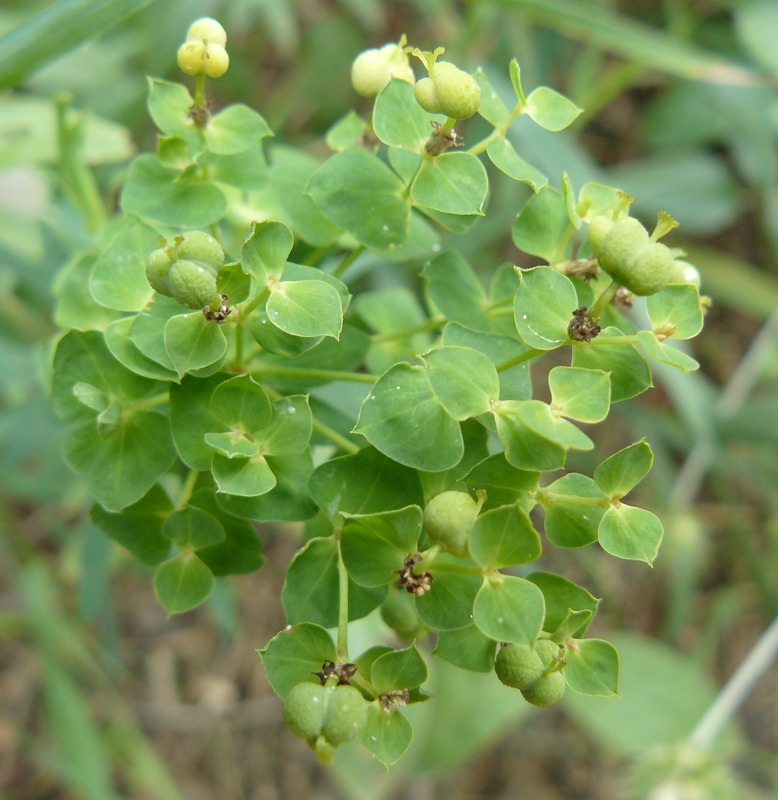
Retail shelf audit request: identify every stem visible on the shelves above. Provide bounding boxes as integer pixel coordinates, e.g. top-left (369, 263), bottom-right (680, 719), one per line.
top-left (252, 365), bottom-right (378, 384)
top-left (194, 72), bottom-right (207, 109)
top-left (331, 245), bottom-right (366, 279)
top-left (371, 318), bottom-right (444, 343)
top-left (495, 348), bottom-right (545, 372)
top-left (466, 100), bottom-right (525, 156)
top-left (234, 323), bottom-right (244, 368)
top-left (310, 415), bottom-right (361, 455)
top-left (536, 491), bottom-right (610, 507)
top-left (336, 537), bottom-right (350, 661)
top-left (178, 470), bottom-right (199, 510)
top-left (588, 334), bottom-right (640, 345)
top-left (430, 561), bottom-right (485, 577)
top-left (588, 279), bottom-right (621, 319)
top-left (130, 391), bottom-right (170, 411)
top-left (416, 544), bottom-right (441, 573)
top-left (689, 616), bottom-right (778, 747)
top-left (238, 287), bottom-right (270, 319)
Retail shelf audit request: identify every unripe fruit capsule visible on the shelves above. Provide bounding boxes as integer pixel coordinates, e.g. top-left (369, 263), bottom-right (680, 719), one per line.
top-left (283, 682), bottom-right (328, 741)
top-left (203, 43), bottom-right (229, 78)
top-left (168, 259), bottom-right (220, 310)
top-left (186, 17), bottom-right (227, 47)
top-left (414, 77), bottom-right (442, 113)
top-left (534, 638), bottom-right (561, 669)
top-left (494, 643), bottom-right (545, 690)
top-left (351, 44), bottom-right (415, 97)
top-left (321, 685), bottom-right (368, 745)
top-left (176, 231), bottom-right (224, 273)
top-left (431, 61), bottom-right (480, 120)
top-left (146, 248), bottom-right (175, 297)
top-left (381, 588), bottom-right (423, 640)
top-left (423, 490), bottom-right (478, 557)
top-left (177, 41), bottom-right (205, 75)
top-left (521, 670), bottom-right (566, 707)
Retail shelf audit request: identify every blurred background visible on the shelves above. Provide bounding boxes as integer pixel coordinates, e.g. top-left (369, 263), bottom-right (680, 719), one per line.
top-left (1, 0), bottom-right (778, 798)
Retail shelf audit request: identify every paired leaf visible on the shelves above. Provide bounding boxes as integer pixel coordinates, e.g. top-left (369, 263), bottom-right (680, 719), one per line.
top-left (514, 267), bottom-right (577, 349)
top-left (472, 576), bottom-right (545, 644)
top-left (468, 504), bottom-right (542, 569)
top-left (411, 152), bottom-right (488, 215)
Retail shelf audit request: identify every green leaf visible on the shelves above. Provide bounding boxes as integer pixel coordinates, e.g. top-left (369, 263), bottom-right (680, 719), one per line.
top-left (90, 217), bottom-right (158, 312)
top-left (52, 330), bottom-right (160, 423)
top-left (153, 551), bottom-right (214, 615)
top-left (469, 504), bottom-right (542, 569)
top-left (267, 279), bottom-right (343, 339)
top-left (72, 381), bottom-right (108, 413)
top-left (90, 484), bottom-right (172, 565)
top-left (341, 506), bottom-right (422, 587)
top-left (372, 646), bottom-right (428, 694)
top-left (525, 571), bottom-right (600, 637)
top-left (164, 312), bottom-right (228, 376)
top-left (206, 431), bottom-right (259, 459)
top-left (442, 324), bottom-right (532, 402)
top-left (281, 537), bottom-right (385, 627)
top-left (433, 624), bottom-right (498, 673)
top-left (509, 58), bottom-right (525, 103)
top-left (253, 395), bottom-right (312, 455)
top-left (147, 77), bottom-right (193, 137)
top-left (246, 310), bottom-right (323, 357)
top-left (472, 576), bottom-right (545, 644)
top-left (189, 486), bottom-right (265, 575)
top-left (212, 453), bottom-right (276, 497)
top-left (646, 284), bottom-right (704, 340)
top-left (512, 188), bottom-right (570, 263)
top-left (205, 104), bottom-right (271, 155)
top-left (411, 152), bottom-right (488, 215)
top-left (415, 554), bottom-right (481, 630)
top-left (129, 296), bottom-right (181, 371)
top-left (598, 504), bottom-right (663, 564)
top-left (240, 220), bottom-right (293, 284)
top-left (493, 401), bottom-right (567, 472)
top-left (548, 366), bottom-right (611, 423)
top-left (517, 400), bottom-right (593, 451)
top-left (513, 267), bottom-right (576, 349)
top-left (358, 705), bottom-right (413, 767)
top-left (65, 411), bottom-right (175, 511)
top-left (373, 78), bottom-right (442, 151)
top-left (157, 134), bottom-right (190, 169)
top-left (121, 154), bottom-right (227, 229)
top-left (162, 506), bottom-right (225, 550)
top-left (354, 363), bottom-right (463, 472)
top-left (474, 68), bottom-right (510, 127)
top-left (169, 374), bottom-right (228, 470)
top-left (217, 262), bottom-right (251, 304)
top-left (308, 147), bottom-right (409, 250)
top-left (561, 172), bottom-right (581, 229)
top-left (210, 374), bottom-right (273, 432)
top-left (53, 254), bottom-right (118, 332)
top-left (578, 182), bottom-right (620, 221)
top-left (524, 86), bottom-right (582, 131)
top-left (539, 473), bottom-right (606, 548)
top-left (325, 110), bottom-right (367, 151)
top-left (259, 622), bottom-right (336, 699)
top-left (310, 447), bottom-right (423, 518)
top-left (463, 453), bottom-right (539, 511)
top-left (486, 137), bottom-right (548, 191)
top-left (104, 317), bottom-right (178, 382)
top-left (423, 346), bottom-right (499, 420)
top-left (421, 250), bottom-right (489, 331)
top-left (212, 143), bottom-right (269, 190)
top-left (571, 327), bottom-right (652, 403)
top-left (564, 638), bottom-right (620, 697)
top-left (594, 439), bottom-right (653, 498)
top-left (637, 330), bottom-right (699, 372)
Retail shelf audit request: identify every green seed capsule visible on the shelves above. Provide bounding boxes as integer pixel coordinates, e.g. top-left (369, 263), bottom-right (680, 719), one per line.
top-left (283, 682), bottom-right (328, 741)
top-left (146, 248), bottom-right (174, 297)
top-left (521, 670), bottom-right (566, 707)
top-left (414, 77), bottom-right (442, 113)
top-left (381, 588), bottom-right (424, 640)
top-left (534, 638), bottom-right (561, 669)
top-left (177, 41), bottom-right (205, 75)
top-left (203, 42), bottom-right (229, 79)
top-left (423, 490), bottom-right (478, 557)
top-left (321, 685), bottom-right (368, 745)
top-left (168, 259), bottom-right (220, 310)
top-left (494, 643), bottom-right (545, 690)
top-left (431, 61), bottom-right (480, 120)
top-left (186, 17), bottom-right (227, 47)
top-left (175, 231), bottom-right (224, 273)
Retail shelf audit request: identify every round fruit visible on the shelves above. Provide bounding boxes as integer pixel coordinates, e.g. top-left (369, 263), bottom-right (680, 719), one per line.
top-left (146, 248), bottom-right (174, 297)
top-left (627, 242), bottom-right (676, 296)
top-left (494, 643), bottom-right (545, 690)
top-left (168, 259), bottom-right (220, 310)
top-left (203, 43), bottom-right (229, 78)
top-left (283, 682), bottom-right (328, 741)
top-left (672, 259), bottom-right (701, 287)
top-left (175, 231), bottom-right (224, 272)
top-left (351, 49), bottom-right (386, 97)
top-left (186, 17), bottom-right (227, 46)
top-left (586, 215), bottom-right (615, 251)
top-left (177, 41), bottom-right (205, 75)
top-left (521, 670), bottom-right (566, 707)
top-left (321, 685), bottom-right (368, 745)
top-left (596, 217), bottom-right (649, 276)
top-left (534, 638), bottom-right (561, 669)
top-left (423, 490), bottom-right (478, 557)
top-left (414, 77), bottom-right (441, 113)
top-left (381, 588), bottom-right (423, 640)
top-left (380, 43), bottom-right (415, 84)
top-left (431, 61), bottom-right (480, 119)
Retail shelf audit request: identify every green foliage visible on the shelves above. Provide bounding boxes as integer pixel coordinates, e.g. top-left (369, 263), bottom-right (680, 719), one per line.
top-left (42, 16), bottom-right (711, 770)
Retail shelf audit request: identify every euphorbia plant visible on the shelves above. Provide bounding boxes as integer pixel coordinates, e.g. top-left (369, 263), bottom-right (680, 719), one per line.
top-left (50, 18), bottom-right (707, 766)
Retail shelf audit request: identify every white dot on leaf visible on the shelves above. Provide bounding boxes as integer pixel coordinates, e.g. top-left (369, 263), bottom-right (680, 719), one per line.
top-left (522, 314), bottom-right (528, 320)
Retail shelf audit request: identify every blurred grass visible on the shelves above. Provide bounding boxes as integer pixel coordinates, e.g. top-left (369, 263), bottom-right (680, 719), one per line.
top-left (0, 0), bottom-right (777, 797)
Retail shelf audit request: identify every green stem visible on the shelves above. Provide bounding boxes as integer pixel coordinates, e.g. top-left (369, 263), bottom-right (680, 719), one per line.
top-left (416, 544), bottom-right (441, 573)
top-left (332, 245), bottom-right (366, 279)
top-left (589, 334), bottom-right (640, 345)
top-left (252, 365), bottom-right (378, 383)
top-left (336, 537), bottom-right (350, 661)
top-left (178, 469), bottom-right (199, 510)
top-left (130, 391), bottom-right (170, 411)
top-left (371, 318), bottom-right (444, 343)
top-left (238, 287), bottom-right (270, 319)
top-left (485, 293), bottom-right (515, 311)
top-left (234, 323), bottom-right (244, 367)
top-left (194, 72), bottom-right (207, 109)
top-left (536, 491), bottom-right (610, 507)
top-left (311, 415), bottom-right (361, 455)
top-left (495, 348), bottom-right (545, 372)
top-left (432, 562), bottom-right (487, 577)
top-left (588, 279), bottom-right (620, 319)
top-left (466, 100), bottom-right (525, 156)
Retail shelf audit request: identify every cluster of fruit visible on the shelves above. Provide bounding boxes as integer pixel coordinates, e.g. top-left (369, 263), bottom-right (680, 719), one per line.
top-left (177, 17), bottom-right (230, 78)
top-left (145, 230), bottom-right (224, 311)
